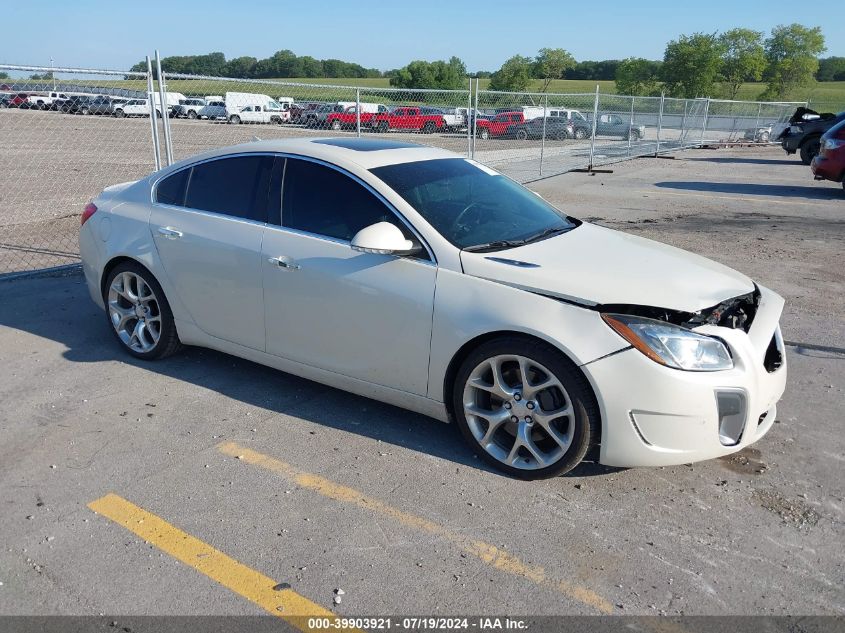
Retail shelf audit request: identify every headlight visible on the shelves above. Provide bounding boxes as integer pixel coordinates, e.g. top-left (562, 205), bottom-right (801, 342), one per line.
top-left (601, 313), bottom-right (733, 371)
top-left (823, 138), bottom-right (844, 150)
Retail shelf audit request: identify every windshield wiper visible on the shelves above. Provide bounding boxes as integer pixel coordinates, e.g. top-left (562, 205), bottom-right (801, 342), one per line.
top-left (462, 239), bottom-right (526, 253)
top-left (519, 226), bottom-right (573, 245)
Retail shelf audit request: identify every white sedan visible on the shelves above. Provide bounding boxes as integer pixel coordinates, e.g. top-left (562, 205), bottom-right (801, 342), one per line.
top-left (79, 138), bottom-right (787, 479)
top-left (115, 99), bottom-right (163, 118)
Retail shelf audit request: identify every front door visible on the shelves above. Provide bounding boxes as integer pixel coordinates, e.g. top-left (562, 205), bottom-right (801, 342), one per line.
top-left (262, 157), bottom-right (436, 396)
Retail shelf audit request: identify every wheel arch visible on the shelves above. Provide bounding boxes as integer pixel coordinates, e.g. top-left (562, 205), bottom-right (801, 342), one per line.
top-left (100, 255), bottom-right (155, 300)
top-left (442, 330), bottom-right (603, 454)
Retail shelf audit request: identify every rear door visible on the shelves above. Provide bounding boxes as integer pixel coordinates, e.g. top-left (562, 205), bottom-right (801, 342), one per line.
top-left (149, 154), bottom-right (277, 351)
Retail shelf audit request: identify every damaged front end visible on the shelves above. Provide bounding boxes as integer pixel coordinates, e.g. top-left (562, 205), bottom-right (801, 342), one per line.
top-left (598, 287), bottom-right (760, 333)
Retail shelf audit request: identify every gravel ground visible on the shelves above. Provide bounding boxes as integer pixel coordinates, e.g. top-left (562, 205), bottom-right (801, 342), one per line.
top-left (0, 143), bottom-right (843, 619)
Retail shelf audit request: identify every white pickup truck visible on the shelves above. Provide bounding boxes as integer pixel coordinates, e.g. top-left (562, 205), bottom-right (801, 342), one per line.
top-left (225, 92), bottom-right (291, 125)
top-left (27, 91), bottom-right (72, 110)
top-left (439, 107), bottom-right (468, 131)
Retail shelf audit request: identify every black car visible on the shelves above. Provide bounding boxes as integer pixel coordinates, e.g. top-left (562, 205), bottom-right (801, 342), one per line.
top-left (779, 107), bottom-right (845, 164)
top-left (57, 95), bottom-right (95, 114)
top-left (510, 117), bottom-right (574, 140)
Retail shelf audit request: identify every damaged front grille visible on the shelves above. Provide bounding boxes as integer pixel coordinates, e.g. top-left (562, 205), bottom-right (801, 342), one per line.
top-left (599, 287), bottom-right (760, 333)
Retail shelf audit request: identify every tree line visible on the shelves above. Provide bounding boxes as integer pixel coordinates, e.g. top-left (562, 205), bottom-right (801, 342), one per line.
top-left (113, 24), bottom-right (835, 101)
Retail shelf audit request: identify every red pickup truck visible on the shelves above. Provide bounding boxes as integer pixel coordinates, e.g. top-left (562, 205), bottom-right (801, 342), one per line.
top-left (320, 105), bottom-right (387, 130)
top-left (370, 106), bottom-right (446, 134)
top-left (475, 111), bottom-right (529, 139)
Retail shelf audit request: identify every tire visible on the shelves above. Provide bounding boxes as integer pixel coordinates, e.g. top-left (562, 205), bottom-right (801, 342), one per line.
top-left (553, 130), bottom-right (568, 141)
top-left (103, 261), bottom-right (182, 361)
top-left (187, 110), bottom-right (197, 119)
top-left (573, 127), bottom-right (588, 140)
top-left (758, 131), bottom-right (770, 143)
top-left (515, 128), bottom-right (528, 140)
top-left (452, 336), bottom-right (599, 480)
top-left (229, 115), bottom-right (241, 124)
top-left (80, 107), bottom-right (90, 115)
top-left (627, 128), bottom-right (639, 141)
top-left (422, 121), bottom-right (436, 134)
top-left (478, 127), bottom-right (490, 140)
top-left (800, 137), bottom-right (820, 165)
top-left (330, 119), bottom-right (342, 131)
top-left (114, 109), bottom-right (125, 118)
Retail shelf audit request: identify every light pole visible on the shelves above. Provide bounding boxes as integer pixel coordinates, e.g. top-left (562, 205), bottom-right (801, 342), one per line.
top-left (50, 56), bottom-right (55, 90)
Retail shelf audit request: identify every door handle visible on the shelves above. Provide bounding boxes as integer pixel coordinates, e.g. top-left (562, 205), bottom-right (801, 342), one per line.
top-left (268, 256), bottom-right (300, 271)
top-left (157, 227), bottom-right (183, 239)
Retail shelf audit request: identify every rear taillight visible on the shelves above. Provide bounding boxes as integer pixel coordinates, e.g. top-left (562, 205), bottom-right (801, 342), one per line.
top-left (81, 202), bottom-right (97, 226)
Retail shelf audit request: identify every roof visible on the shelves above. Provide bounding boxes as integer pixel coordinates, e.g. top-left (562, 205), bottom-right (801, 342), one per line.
top-left (162, 137), bottom-right (458, 174)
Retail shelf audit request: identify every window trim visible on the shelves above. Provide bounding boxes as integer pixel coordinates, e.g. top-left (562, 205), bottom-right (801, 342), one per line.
top-left (273, 153), bottom-right (436, 265)
top-left (151, 151), bottom-right (436, 264)
top-left (151, 152), bottom-right (278, 226)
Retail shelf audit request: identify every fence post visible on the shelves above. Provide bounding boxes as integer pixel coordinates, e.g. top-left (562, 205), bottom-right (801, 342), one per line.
top-left (472, 78), bottom-right (479, 159)
top-left (655, 92), bottom-right (664, 156)
top-left (588, 84), bottom-right (599, 170)
top-left (145, 56), bottom-right (161, 171)
top-left (628, 96), bottom-right (635, 154)
top-left (466, 77), bottom-right (472, 158)
top-left (155, 51), bottom-right (173, 166)
top-left (700, 98), bottom-right (711, 146)
top-left (355, 87), bottom-right (361, 138)
top-left (680, 100), bottom-right (688, 145)
top-left (540, 94), bottom-right (548, 177)
top-left (753, 102), bottom-right (762, 142)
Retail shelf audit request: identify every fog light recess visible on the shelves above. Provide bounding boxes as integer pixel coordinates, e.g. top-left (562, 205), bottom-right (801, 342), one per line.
top-left (716, 389), bottom-right (747, 446)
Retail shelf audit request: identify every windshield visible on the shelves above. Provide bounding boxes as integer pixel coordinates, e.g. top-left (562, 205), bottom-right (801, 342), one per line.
top-left (371, 158), bottom-right (579, 250)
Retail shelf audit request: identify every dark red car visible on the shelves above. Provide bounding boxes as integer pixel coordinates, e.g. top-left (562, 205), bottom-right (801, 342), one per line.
top-left (8, 92), bottom-right (30, 107)
top-left (811, 119), bottom-right (845, 190)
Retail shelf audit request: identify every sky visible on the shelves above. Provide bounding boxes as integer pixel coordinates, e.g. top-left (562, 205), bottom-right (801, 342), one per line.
top-left (2, 0), bottom-right (843, 73)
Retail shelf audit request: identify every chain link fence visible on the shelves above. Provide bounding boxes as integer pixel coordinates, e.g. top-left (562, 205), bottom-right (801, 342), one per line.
top-left (0, 62), bottom-right (803, 276)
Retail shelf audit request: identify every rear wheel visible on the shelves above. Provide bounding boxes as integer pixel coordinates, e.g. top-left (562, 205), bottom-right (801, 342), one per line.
top-left (758, 130), bottom-right (770, 143)
top-left (453, 337), bottom-right (599, 479)
top-left (422, 121), bottom-right (436, 134)
top-left (80, 106), bottom-right (90, 115)
top-left (103, 262), bottom-right (181, 360)
top-left (229, 115), bottom-right (241, 124)
top-left (114, 109), bottom-right (125, 118)
top-left (330, 119), bottom-right (342, 131)
top-left (478, 127), bottom-right (490, 140)
top-left (187, 110), bottom-right (197, 119)
top-left (574, 127), bottom-right (588, 140)
top-left (800, 137), bottom-right (820, 165)
top-left (627, 128), bottom-right (639, 141)
top-left (515, 128), bottom-right (528, 140)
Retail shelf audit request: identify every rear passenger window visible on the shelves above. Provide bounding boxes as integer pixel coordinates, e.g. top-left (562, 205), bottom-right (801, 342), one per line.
top-left (184, 155), bottom-right (274, 222)
top-left (155, 169), bottom-right (189, 206)
top-left (281, 159), bottom-right (406, 243)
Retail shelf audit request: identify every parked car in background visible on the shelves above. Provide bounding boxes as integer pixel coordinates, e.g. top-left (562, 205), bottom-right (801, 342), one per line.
top-left (322, 102), bottom-right (387, 130)
top-left (225, 92), bottom-right (290, 125)
top-left (197, 100), bottom-right (226, 120)
top-left (743, 126), bottom-right (772, 143)
top-left (0, 94), bottom-right (13, 108)
top-left (779, 107), bottom-right (845, 164)
top-left (7, 93), bottom-right (30, 108)
top-left (592, 113), bottom-right (646, 140)
top-left (370, 106), bottom-right (447, 134)
top-left (114, 99), bottom-right (164, 118)
top-left (87, 96), bottom-right (129, 116)
top-left (174, 98), bottom-right (207, 119)
top-left (475, 111), bottom-right (530, 139)
top-left (80, 137), bottom-right (787, 480)
top-left (496, 106), bottom-right (546, 121)
top-left (58, 95), bottom-right (95, 114)
top-left (546, 109), bottom-right (591, 139)
top-left (437, 107), bottom-right (467, 131)
top-left (510, 117), bottom-right (574, 140)
top-left (26, 91), bottom-right (70, 110)
top-left (811, 119), bottom-right (845, 190)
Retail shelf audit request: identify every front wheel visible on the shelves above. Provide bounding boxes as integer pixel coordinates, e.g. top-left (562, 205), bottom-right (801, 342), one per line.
top-left (229, 115), bottom-right (241, 124)
top-left (330, 119), bottom-right (342, 130)
top-left (515, 129), bottom-right (528, 140)
top-left (478, 127), bottom-right (489, 140)
top-left (453, 337), bottom-right (598, 479)
top-left (103, 262), bottom-right (182, 360)
top-left (573, 127), bottom-right (588, 140)
top-left (187, 110), bottom-right (197, 119)
top-left (114, 109), bottom-right (125, 118)
top-left (627, 128), bottom-right (639, 141)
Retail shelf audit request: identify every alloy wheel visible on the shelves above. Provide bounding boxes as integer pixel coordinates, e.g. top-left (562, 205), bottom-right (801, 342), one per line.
top-left (107, 271), bottom-right (162, 353)
top-left (462, 354), bottom-right (574, 471)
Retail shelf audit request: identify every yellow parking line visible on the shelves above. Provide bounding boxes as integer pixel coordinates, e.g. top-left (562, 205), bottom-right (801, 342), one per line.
top-left (634, 189), bottom-right (827, 207)
top-left (88, 493), bottom-right (345, 631)
top-left (218, 441), bottom-right (616, 614)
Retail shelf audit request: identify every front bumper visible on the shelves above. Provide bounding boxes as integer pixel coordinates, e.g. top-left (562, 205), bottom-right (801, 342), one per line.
top-left (781, 134), bottom-right (801, 153)
top-left (582, 285), bottom-right (787, 468)
top-left (811, 152), bottom-right (845, 182)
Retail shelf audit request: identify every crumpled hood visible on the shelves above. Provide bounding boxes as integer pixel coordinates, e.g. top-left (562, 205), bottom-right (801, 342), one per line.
top-left (459, 223), bottom-right (755, 313)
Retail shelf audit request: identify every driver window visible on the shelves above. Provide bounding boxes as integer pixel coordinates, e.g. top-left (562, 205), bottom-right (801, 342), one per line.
top-left (280, 158), bottom-right (428, 259)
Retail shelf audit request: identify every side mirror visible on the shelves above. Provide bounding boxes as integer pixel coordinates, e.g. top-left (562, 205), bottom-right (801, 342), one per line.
top-left (351, 222), bottom-right (415, 255)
